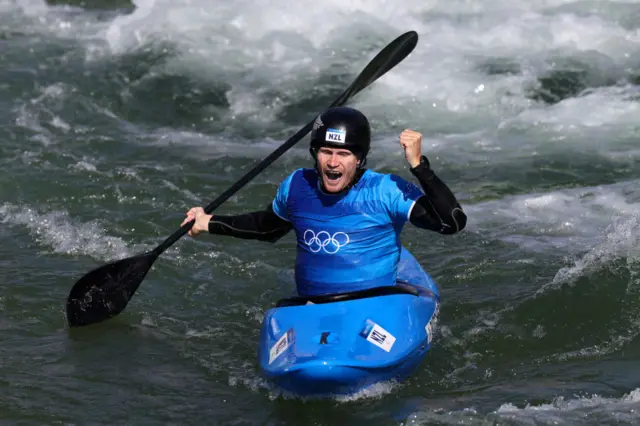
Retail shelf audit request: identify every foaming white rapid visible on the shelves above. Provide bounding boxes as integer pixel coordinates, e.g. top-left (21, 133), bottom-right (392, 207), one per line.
top-left (404, 387), bottom-right (640, 425)
top-left (4, 0), bottom-right (640, 165)
top-left (97, 0), bottom-right (640, 134)
top-left (467, 178), bottom-right (640, 257)
top-left (0, 203), bottom-right (132, 261)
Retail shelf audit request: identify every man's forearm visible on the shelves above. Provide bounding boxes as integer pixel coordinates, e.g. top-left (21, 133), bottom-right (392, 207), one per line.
top-left (409, 156), bottom-right (467, 234)
top-left (208, 206), bottom-right (293, 242)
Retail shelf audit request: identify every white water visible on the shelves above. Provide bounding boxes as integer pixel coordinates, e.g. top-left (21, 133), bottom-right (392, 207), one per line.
top-left (3, 0), bottom-right (640, 139)
top-left (403, 387), bottom-right (640, 425)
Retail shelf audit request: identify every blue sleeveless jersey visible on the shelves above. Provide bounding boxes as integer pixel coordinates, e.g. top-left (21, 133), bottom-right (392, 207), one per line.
top-left (272, 168), bottom-right (424, 296)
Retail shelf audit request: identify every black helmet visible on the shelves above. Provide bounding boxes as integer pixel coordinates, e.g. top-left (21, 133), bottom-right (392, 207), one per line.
top-left (309, 106), bottom-right (371, 162)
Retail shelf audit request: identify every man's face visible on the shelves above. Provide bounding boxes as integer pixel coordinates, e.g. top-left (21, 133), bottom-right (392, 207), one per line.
top-left (316, 146), bottom-right (359, 193)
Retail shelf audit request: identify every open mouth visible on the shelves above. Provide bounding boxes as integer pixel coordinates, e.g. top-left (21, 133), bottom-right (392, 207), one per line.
top-left (325, 170), bottom-right (343, 182)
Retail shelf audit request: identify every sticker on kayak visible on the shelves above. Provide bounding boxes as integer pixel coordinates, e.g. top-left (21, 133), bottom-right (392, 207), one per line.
top-left (269, 329), bottom-right (293, 364)
top-left (325, 128), bottom-right (345, 143)
top-left (425, 308), bottom-right (437, 344)
top-left (425, 321), bottom-right (433, 344)
top-left (360, 320), bottom-right (396, 352)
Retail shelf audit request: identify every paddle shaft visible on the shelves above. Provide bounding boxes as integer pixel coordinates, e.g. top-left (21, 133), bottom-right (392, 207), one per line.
top-left (153, 31), bottom-right (418, 256)
top-left (65, 30), bottom-right (419, 328)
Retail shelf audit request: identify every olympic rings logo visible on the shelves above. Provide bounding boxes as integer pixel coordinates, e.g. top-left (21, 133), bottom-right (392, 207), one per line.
top-left (303, 230), bottom-right (350, 254)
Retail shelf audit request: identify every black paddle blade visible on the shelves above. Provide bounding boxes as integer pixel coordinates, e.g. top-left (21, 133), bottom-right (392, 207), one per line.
top-left (332, 30), bottom-right (418, 107)
top-left (66, 251), bottom-right (158, 327)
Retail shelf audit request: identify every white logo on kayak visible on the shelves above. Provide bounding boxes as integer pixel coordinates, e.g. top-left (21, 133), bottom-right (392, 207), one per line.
top-left (425, 321), bottom-right (433, 344)
top-left (362, 320), bottom-right (396, 352)
top-left (303, 230), bottom-right (350, 254)
top-left (325, 128), bottom-right (345, 143)
top-left (269, 330), bottom-right (292, 364)
top-left (425, 309), bottom-right (437, 344)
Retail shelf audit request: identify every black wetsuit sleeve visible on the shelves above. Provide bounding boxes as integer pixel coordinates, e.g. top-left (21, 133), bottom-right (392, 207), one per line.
top-left (408, 156), bottom-right (467, 234)
top-left (207, 204), bottom-right (293, 242)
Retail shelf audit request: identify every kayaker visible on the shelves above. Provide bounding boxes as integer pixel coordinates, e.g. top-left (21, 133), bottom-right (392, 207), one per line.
top-left (181, 106), bottom-right (467, 296)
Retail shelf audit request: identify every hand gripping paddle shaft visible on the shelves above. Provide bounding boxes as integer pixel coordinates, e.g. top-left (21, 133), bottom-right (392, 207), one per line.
top-left (65, 31), bottom-right (419, 327)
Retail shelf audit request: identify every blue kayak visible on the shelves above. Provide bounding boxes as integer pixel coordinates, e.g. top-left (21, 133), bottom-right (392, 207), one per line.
top-left (257, 247), bottom-right (440, 396)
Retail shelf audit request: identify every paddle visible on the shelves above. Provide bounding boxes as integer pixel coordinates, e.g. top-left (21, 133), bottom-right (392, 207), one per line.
top-left (65, 30), bottom-right (420, 327)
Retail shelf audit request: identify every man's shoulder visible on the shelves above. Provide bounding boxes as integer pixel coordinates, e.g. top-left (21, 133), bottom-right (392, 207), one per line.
top-left (361, 170), bottom-right (422, 199)
top-left (361, 170), bottom-right (408, 187)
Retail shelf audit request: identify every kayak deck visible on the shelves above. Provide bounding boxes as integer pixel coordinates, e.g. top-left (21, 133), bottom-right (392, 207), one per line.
top-left (257, 248), bottom-right (440, 396)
